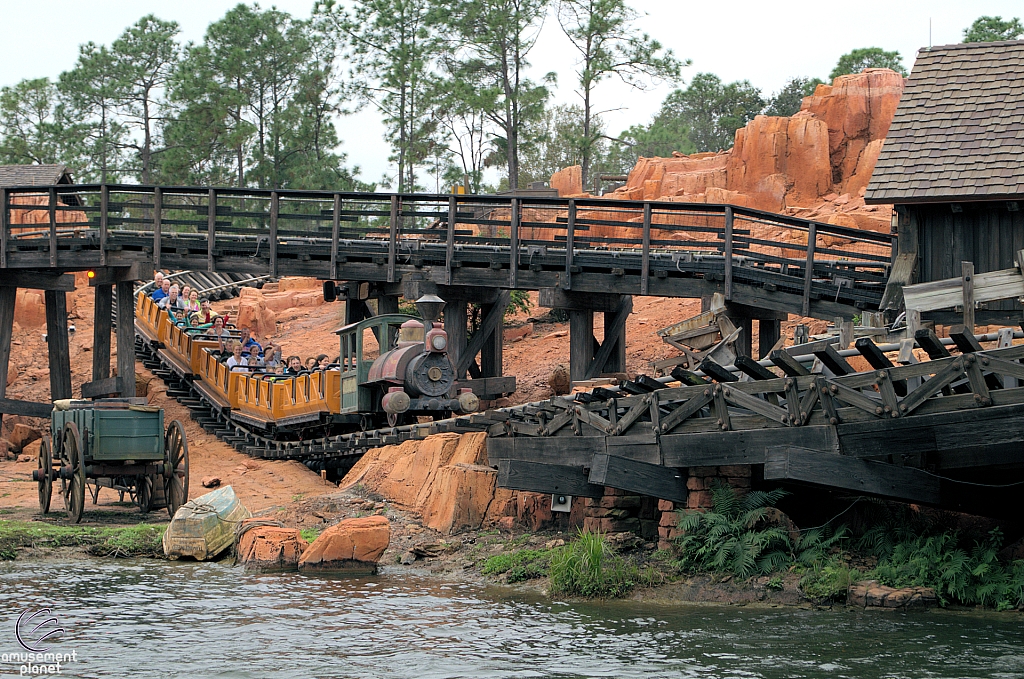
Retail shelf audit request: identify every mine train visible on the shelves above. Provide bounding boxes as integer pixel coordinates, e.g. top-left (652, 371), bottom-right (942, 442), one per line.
top-left (134, 292), bottom-right (479, 438)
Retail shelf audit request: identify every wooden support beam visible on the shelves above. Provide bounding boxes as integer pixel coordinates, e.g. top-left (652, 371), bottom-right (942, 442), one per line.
top-left (914, 328), bottom-right (951, 360)
top-left (0, 271), bottom-right (75, 291)
top-left (569, 308), bottom-right (595, 383)
top-left (589, 454), bottom-right (687, 503)
top-left (0, 398), bottom-right (53, 418)
top-left (758, 318), bottom-right (781, 359)
top-left (735, 355), bottom-right (778, 381)
top-left (603, 307), bottom-right (627, 374)
top-left (564, 199), bottom-right (575, 290)
top-left (269, 191), bottom-right (279, 278)
top-left (48, 187), bottom-right (57, 267)
top-left (207, 188), bottom-right (216, 272)
top-left (116, 280), bottom-right (136, 397)
top-left (814, 344), bottom-right (855, 376)
top-left (92, 284), bottom-right (112, 384)
top-left (587, 296), bottom-right (632, 379)
top-left (445, 195), bottom-right (456, 285)
top-left (152, 186), bottom-right (162, 272)
top-left (0, 286), bottom-right (14, 427)
top-left (662, 426), bottom-right (838, 467)
top-left (99, 185), bottom-right (108, 267)
top-left (331, 194), bottom-right (341, 279)
top-left (0, 187), bottom-right (7, 268)
top-left (444, 299), bottom-right (468, 378)
top-left (723, 206), bottom-right (734, 301)
top-left (641, 202), bottom-right (651, 295)
top-left (45, 290), bottom-right (72, 400)
top-left (81, 377), bottom-right (123, 399)
top-left (387, 195), bottom-right (399, 283)
top-left (479, 299), bottom-right (504, 379)
top-left (509, 198), bottom-right (519, 288)
top-left (538, 288), bottom-right (623, 312)
top-left (455, 290), bottom-right (510, 377)
top-left (87, 263), bottom-right (144, 286)
top-left (496, 458), bottom-right (605, 498)
top-left (802, 221), bottom-right (816, 316)
top-left (962, 261), bottom-right (975, 331)
top-left (769, 349), bottom-right (810, 377)
top-left (764, 446), bottom-right (941, 504)
top-left (948, 324), bottom-right (984, 353)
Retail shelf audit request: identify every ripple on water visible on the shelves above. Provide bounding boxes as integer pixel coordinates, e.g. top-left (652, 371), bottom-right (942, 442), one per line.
top-left (1, 559), bottom-right (1022, 679)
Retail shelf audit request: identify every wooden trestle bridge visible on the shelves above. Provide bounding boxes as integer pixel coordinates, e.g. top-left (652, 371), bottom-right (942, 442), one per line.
top-left (1, 183), bottom-right (1021, 514)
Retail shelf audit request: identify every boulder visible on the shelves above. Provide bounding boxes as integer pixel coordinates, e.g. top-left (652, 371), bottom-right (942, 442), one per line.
top-left (298, 516), bottom-right (391, 574)
top-left (237, 520), bottom-right (309, 572)
top-left (201, 476), bottom-right (221, 489)
top-left (13, 289), bottom-right (47, 328)
top-left (235, 287), bottom-right (277, 339)
top-left (8, 423), bottom-right (42, 454)
top-left (847, 580), bottom-right (937, 609)
top-left (550, 165), bottom-right (582, 197)
top-left (548, 365), bottom-right (571, 395)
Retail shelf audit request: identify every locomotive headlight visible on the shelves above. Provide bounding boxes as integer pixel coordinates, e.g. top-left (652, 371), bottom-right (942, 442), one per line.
top-left (430, 334), bottom-right (447, 351)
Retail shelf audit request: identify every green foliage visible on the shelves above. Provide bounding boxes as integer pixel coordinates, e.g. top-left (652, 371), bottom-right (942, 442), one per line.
top-left (764, 77), bottom-right (824, 117)
top-left (963, 16), bottom-right (1023, 43)
top-left (91, 524), bottom-right (165, 558)
top-left (507, 290), bottom-right (532, 319)
top-left (549, 529), bottom-right (649, 598)
top-left (0, 521), bottom-right (165, 560)
top-left (656, 73), bottom-right (764, 153)
top-left (482, 548), bottom-right (551, 583)
top-left (799, 555), bottom-right (859, 602)
top-left (829, 47), bottom-right (907, 81)
top-left (674, 482), bottom-right (792, 578)
top-left (300, 527), bottom-right (322, 543)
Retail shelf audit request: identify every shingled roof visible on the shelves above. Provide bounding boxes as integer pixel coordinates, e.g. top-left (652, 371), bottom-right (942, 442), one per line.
top-left (0, 164), bottom-right (74, 188)
top-left (865, 39), bottom-right (1024, 204)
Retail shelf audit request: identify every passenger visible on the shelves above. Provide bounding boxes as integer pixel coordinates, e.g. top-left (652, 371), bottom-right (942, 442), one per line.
top-left (247, 344), bottom-right (264, 369)
top-left (186, 289), bottom-right (200, 313)
top-left (151, 278), bottom-right (171, 301)
top-left (246, 354), bottom-right (262, 371)
top-left (180, 285), bottom-right (192, 306)
top-left (152, 271), bottom-right (164, 294)
top-left (207, 316), bottom-right (231, 353)
top-left (188, 314), bottom-right (202, 329)
top-left (316, 354), bottom-right (330, 369)
top-left (227, 342), bottom-right (247, 372)
top-left (159, 284), bottom-right (186, 311)
top-left (239, 327), bottom-right (262, 353)
top-left (284, 356), bottom-right (303, 375)
top-left (304, 357), bottom-right (318, 371)
top-left (198, 299), bottom-right (217, 325)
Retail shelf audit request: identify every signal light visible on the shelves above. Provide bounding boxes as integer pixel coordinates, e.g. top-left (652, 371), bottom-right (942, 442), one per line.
top-left (87, 270), bottom-right (95, 278)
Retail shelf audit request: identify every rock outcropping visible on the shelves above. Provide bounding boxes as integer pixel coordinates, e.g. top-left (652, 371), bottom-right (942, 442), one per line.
top-left (298, 515), bottom-right (391, 574)
top-left (237, 519), bottom-right (309, 572)
top-left (556, 69), bottom-right (904, 234)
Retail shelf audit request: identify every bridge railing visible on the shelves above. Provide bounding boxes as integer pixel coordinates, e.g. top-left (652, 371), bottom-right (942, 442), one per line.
top-left (0, 184), bottom-right (893, 310)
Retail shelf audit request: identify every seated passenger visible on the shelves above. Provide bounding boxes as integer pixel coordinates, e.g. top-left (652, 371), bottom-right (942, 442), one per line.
top-left (197, 299), bottom-right (217, 324)
top-left (158, 284), bottom-right (187, 311)
top-left (246, 354), bottom-right (262, 371)
top-left (246, 344), bottom-right (264, 369)
top-left (186, 289), bottom-right (201, 313)
top-left (264, 347), bottom-right (283, 371)
top-left (227, 342), bottom-right (247, 371)
top-left (316, 354), bottom-right (330, 369)
top-left (284, 355), bottom-right (303, 375)
top-left (151, 278), bottom-right (171, 301)
top-left (151, 271), bottom-right (164, 294)
top-left (304, 356), bottom-right (318, 371)
top-left (206, 316), bottom-right (231, 353)
top-left (239, 327), bottom-right (262, 353)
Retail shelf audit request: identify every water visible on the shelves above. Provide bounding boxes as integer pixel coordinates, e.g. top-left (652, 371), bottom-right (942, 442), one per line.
top-left (1, 560), bottom-right (1022, 679)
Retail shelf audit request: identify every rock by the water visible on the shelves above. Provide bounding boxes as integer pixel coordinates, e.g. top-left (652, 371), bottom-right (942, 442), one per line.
top-left (237, 519), bottom-right (309, 572)
top-left (847, 580), bottom-right (937, 609)
top-left (298, 516), bottom-right (390, 574)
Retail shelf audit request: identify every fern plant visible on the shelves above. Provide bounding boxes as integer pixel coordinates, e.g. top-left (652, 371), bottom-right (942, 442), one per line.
top-left (674, 482), bottom-right (793, 578)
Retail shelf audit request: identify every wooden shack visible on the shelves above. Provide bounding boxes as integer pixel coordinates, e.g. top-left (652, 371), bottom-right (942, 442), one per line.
top-left (866, 39), bottom-right (1024, 325)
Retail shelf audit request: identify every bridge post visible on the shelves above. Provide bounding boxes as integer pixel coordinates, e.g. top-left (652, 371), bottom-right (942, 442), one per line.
top-left (758, 319), bottom-right (781, 358)
top-left (0, 285), bottom-right (15, 427)
top-left (444, 300), bottom-right (468, 378)
top-left (568, 309), bottom-right (595, 383)
top-left (92, 285), bottom-right (113, 383)
top-left (44, 290), bottom-right (72, 400)
top-left (541, 289), bottom-right (630, 382)
top-left (116, 281), bottom-right (136, 397)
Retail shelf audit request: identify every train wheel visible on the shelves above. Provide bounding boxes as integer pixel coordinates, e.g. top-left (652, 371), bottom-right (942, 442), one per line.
top-left (61, 423), bottom-right (85, 524)
top-left (164, 420), bottom-right (189, 518)
top-left (136, 476), bottom-right (153, 514)
top-left (37, 437), bottom-right (52, 514)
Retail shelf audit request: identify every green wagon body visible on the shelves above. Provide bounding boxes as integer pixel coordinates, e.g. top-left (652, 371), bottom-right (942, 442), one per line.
top-left (51, 406), bottom-right (165, 463)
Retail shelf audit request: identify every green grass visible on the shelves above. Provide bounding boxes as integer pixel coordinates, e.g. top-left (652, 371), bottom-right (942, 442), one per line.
top-left (0, 520), bottom-right (166, 560)
top-left (299, 527), bottom-right (321, 543)
top-left (482, 548), bottom-right (551, 583)
top-left (549, 529), bottom-right (657, 598)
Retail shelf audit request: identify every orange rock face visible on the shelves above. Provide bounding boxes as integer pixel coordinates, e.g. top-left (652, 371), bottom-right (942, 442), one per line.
top-left (235, 287), bottom-right (277, 339)
top-left (298, 515), bottom-right (390, 573)
top-left (550, 165), bottom-right (583, 197)
top-left (238, 521), bottom-right (309, 572)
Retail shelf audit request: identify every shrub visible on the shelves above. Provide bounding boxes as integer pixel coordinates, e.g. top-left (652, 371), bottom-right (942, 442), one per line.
top-left (482, 548), bottom-right (551, 583)
top-left (549, 530), bottom-right (649, 598)
top-left (674, 482), bottom-right (793, 578)
top-left (799, 555), bottom-right (860, 603)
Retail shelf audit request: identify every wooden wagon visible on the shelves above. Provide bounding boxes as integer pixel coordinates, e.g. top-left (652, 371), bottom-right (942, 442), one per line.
top-left (33, 398), bottom-right (189, 523)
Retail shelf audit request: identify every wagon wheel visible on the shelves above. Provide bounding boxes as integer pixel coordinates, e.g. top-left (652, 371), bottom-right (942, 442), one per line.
top-left (164, 420), bottom-right (189, 518)
top-left (60, 423), bottom-right (85, 524)
top-left (37, 437), bottom-right (52, 514)
top-left (136, 475), bottom-right (153, 514)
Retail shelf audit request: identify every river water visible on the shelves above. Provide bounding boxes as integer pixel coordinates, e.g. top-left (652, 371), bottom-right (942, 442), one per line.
top-left (0, 559), bottom-right (1022, 679)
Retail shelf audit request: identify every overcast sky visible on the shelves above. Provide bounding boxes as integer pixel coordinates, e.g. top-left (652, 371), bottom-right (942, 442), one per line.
top-left (1, 0), bottom-right (1020, 187)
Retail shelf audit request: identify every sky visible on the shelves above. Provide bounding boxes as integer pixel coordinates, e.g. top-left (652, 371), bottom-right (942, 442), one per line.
top-left (0, 0), bottom-right (1020, 187)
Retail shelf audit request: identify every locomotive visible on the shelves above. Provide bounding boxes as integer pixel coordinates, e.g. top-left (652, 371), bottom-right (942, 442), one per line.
top-left (134, 292), bottom-right (479, 439)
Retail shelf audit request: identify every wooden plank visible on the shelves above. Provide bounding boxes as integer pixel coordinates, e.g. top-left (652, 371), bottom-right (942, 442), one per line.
top-left (269, 191), bottom-right (279, 278)
top-left (207, 188), bottom-right (216, 272)
top-left (961, 260), bottom-right (974, 330)
top-left (769, 349), bottom-right (810, 377)
top-left (44, 290), bottom-right (72, 400)
top-left (814, 344), bottom-right (855, 375)
top-left (92, 284), bottom-right (112, 383)
top-left (509, 197), bottom-right (519, 288)
top-left (915, 328), bottom-right (951, 360)
top-left (606, 435), bottom-right (660, 464)
top-left (99, 184), bottom-right (108, 267)
top-left (496, 458), bottom-right (605, 497)
top-left (81, 377), bottom-right (123, 399)
top-left (903, 266), bottom-right (1024, 312)
top-left (724, 206), bottom-right (733, 301)
top-left (152, 186), bottom-right (162, 272)
top-left (0, 271), bottom-right (75, 291)
top-left (331, 194), bottom-right (341, 279)
top-left (662, 425), bottom-right (838, 466)
top-left (387, 195), bottom-right (399, 283)
top-left (641, 202), bottom-right (651, 295)
top-left (446, 195), bottom-right (456, 285)
top-left (455, 290), bottom-right (510, 376)
top-left (949, 324), bottom-right (984, 353)
top-left (589, 454), bottom-right (687, 503)
top-left (733, 355), bottom-right (777, 381)
top-left (488, 435), bottom-right (604, 467)
top-left (764, 446), bottom-right (941, 504)
top-left (564, 199), bottom-right (575, 290)
top-left (116, 280), bottom-right (136, 397)
top-left (722, 384), bottom-right (791, 424)
top-left (0, 398), bottom-right (53, 418)
top-left (880, 251), bottom-right (916, 310)
top-left (0, 286), bottom-right (14, 427)
top-left (0, 188), bottom-right (7, 268)
top-left (539, 288), bottom-right (623, 312)
top-left (802, 221), bottom-right (816, 316)
top-left (48, 187), bottom-right (57, 267)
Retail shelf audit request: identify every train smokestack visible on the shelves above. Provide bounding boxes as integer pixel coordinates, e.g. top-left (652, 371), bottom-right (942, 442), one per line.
top-left (414, 294), bottom-right (445, 326)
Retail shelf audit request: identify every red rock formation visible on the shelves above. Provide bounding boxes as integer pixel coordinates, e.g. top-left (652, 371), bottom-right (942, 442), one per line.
top-left (237, 520), bottom-right (309, 571)
top-left (235, 287), bottom-right (277, 339)
top-left (298, 515), bottom-right (391, 573)
top-left (551, 165), bottom-right (583, 197)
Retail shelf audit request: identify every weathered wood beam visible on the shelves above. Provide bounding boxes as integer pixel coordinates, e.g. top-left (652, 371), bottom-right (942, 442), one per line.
top-left (45, 290), bottom-right (72, 400)
top-left (539, 288), bottom-right (624, 312)
top-left (92, 284), bottom-right (112, 384)
top-left (0, 271), bottom-right (75, 291)
top-left (87, 263), bottom-right (144, 286)
top-left (588, 454), bottom-right (687, 503)
top-left (455, 290), bottom-right (510, 377)
top-left (497, 458), bottom-right (605, 498)
top-left (587, 296), bottom-right (632, 379)
top-left (661, 425), bottom-right (838, 467)
top-left (81, 377), bottom-right (123, 399)
top-left (0, 286), bottom-right (14, 427)
top-left (487, 434), bottom-right (603, 467)
top-left (0, 398), bottom-right (52, 418)
top-left (569, 308), bottom-right (595, 383)
top-left (116, 280), bottom-right (136, 397)
top-left (764, 446), bottom-right (941, 504)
